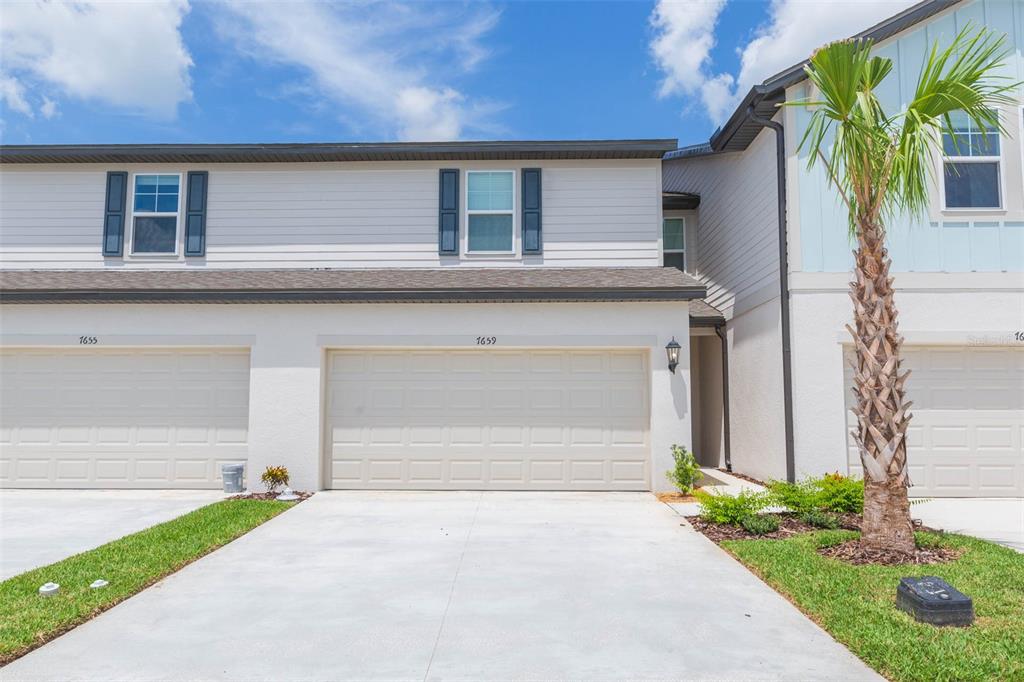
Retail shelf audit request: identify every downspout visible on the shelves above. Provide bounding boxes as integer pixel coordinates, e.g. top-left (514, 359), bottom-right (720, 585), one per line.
top-left (745, 103), bottom-right (796, 483)
top-left (714, 323), bottom-right (732, 472)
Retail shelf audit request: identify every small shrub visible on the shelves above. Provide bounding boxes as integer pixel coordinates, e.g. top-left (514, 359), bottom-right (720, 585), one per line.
top-left (799, 509), bottom-right (840, 529)
top-left (695, 489), bottom-right (770, 525)
top-left (260, 465), bottom-right (290, 493)
top-left (664, 444), bottom-right (703, 494)
top-left (768, 473), bottom-right (864, 515)
top-left (740, 513), bottom-right (780, 535)
top-left (766, 479), bottom-right (819, 514)
top-left (817, 473), bottom-right (863, 514)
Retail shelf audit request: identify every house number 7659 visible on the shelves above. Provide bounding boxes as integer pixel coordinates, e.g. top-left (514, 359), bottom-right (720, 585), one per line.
top-left (475, 336), bottom-right (497, 345)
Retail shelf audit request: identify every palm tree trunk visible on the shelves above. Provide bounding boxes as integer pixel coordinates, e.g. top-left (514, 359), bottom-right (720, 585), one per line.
top-left (849, 220), bottom-right (916, 553)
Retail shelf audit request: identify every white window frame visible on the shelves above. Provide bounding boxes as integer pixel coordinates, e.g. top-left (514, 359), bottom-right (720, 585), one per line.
top-left (128, 172), bottom-right (184, 257)
top-left (464, 169), bottom-right (517, 256)
top-left (939, 112), bottom-right (1005, 212)
top-left (662, 216), bottom-right (686, 270)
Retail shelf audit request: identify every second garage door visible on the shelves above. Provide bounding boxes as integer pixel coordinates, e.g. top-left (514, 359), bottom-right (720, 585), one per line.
top-left (325, 349), bottom-right (650, 490)
top-left (846, 346), bottom-right (1023, 496)
top-left (0, 348), bottom-right (249, 488)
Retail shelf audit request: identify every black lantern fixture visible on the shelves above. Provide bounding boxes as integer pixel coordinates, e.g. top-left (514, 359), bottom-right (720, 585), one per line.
top-left (665, 337), bottom-right (681, 374)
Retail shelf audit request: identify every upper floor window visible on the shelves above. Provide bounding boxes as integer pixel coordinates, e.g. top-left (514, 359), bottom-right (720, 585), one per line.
top-left (942, 111), bottom-right (1001, 210)
top-left (663, 217), bottom-right (686, 270)
top-left (131, 174), bottom-right (181, 254)
top-left (466, 170), bottom-right (514, 253)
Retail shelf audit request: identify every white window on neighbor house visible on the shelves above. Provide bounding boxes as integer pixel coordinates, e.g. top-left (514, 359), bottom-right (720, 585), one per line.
top-left (942, 111), bottom-right (1002, 210)
top-left (131, 173), bottom-right (181, 254)
top-left (466, 170), bottom-right (515, 253)
top-left (663, 217), bottom-right (686, 270)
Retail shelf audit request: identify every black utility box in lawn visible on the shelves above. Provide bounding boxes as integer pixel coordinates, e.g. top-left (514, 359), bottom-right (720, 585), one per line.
top-left (896, 576), bottom-right (974, 627)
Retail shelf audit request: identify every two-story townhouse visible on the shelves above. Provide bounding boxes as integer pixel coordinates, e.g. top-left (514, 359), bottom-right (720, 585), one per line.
top-left (665, 0), bottom-right (1024, 497)
top-left (0, 140), bottom-right (717, 493)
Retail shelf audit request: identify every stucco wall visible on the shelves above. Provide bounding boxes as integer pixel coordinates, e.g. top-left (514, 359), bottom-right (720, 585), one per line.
top-left (0, 301), bottom-right (694, 492)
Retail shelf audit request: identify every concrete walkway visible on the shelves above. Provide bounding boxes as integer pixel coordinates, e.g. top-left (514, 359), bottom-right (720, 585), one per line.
top-left (0, 490), bottom-right (224, 579)
top-left (5, 491), bottom-right (877, 681)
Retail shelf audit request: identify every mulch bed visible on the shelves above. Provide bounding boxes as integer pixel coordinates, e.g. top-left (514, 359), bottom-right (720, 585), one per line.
top-left (687, 512), bottom-right (862, 542)
top-left (228, 491), bottom-right (314, 502)
top-left (818, 539), bottom-right (962, 565)
top-left (656, 491), bottom-right (699, 503)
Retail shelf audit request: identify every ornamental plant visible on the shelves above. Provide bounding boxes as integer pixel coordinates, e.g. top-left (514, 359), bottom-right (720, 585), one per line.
top-left (694, 489), bottom-right (770, 526)
top-left (664, 444), bottom-right (703, 494)
top-left (260, 465), bottom-right (290, 493)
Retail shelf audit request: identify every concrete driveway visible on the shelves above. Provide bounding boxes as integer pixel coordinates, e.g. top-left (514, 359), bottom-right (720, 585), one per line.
top-left (0, 490), bottom-right (224, 579)
top-left (912, 497), bottom-right (1024, 553)
top-left (4, 492), bottom-right (878, 681)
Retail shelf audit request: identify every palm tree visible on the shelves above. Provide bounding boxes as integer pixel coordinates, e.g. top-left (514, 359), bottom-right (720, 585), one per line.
top-left (793, 27), bottom-right (1017, 553)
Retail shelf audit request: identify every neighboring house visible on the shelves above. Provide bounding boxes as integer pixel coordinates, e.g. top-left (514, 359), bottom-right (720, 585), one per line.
top-left (665, 0), bottom-right (1024, 497)
top-left (0, 140), bottom-right (717, 492)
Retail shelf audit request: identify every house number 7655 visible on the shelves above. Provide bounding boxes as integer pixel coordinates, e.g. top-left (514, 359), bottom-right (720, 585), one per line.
top-left (79, 336), bottom-right (98, 345)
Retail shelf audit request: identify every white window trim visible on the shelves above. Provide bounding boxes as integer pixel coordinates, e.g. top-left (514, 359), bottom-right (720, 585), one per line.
top-left (663, 216), bottom-right (686, 270)
top-left (939, 113), bottom-right (1005, 213)
top-left (128, 172), bottom-right (184, 257)
top-left (464, 169), bottom-right (517, 256)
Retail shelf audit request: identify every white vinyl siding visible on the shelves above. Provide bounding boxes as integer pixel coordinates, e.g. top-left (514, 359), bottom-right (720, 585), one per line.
top-left (0, 160), bottom-right (661, 269)
top-left (661, 127), bottom-right (781, 315)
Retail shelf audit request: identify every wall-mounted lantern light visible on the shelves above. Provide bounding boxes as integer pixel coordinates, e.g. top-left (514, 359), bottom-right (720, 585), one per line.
top-left (665, 337), bottom-right (681, 374)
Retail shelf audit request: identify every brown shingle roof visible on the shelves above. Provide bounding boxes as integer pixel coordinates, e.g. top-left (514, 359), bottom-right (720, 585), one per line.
top-left (0, 267), bottom-right (706, 304)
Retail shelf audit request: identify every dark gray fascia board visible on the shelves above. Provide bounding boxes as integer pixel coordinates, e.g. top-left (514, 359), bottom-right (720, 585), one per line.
top-left (709, 0), bottom-right (961, 152)
top-left (0, 139), bottom-right (679, 164)
top-left (0, 287), bottom-right (707, 304)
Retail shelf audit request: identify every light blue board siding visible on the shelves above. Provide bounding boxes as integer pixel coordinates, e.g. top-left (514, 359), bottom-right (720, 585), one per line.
top-left (796, 0), bottom-right (1024, 273)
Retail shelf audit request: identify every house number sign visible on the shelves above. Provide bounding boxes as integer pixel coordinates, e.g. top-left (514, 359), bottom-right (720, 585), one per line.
top-left (78, 336), bottom-right (99, 345)
top-left (475, 336), bottom-right (497, 345)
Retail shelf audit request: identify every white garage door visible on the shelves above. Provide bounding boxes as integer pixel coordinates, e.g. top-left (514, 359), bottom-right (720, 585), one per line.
top-left (846, 346), bottom-right (1023, 497)
top-left (326, 349), bottom-right (650, 490)
top-left (0, 348), bottom-right (249, 488)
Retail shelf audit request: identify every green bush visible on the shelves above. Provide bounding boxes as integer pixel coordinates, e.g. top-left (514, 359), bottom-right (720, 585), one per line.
top-left (260, 465), bottom-right (290, 493)
top-left (817, 473), bottom-right (863, 514)
top-left (740, 514), bottom-right (780, 535)
top-left (767, 473), bottom-right (864, 515)
top-left (695, 489), bottom-right (770, 525)
top-left (799, 509), bottom-right (840, 529)
top-left (664, 444), bottom-right (703, 494)
top-left (766, 479), bottom-right (819, 514)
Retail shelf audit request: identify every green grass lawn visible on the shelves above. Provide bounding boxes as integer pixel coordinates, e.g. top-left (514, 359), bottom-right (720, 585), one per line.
top-left (0, 499), bottom-right (291, 665)
top-left (722, 530), bottom-right (1024, 682)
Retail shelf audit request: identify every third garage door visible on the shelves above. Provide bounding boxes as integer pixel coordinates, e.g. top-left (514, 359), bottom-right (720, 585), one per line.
top-left (325, 349), bottom-right (650, 490)
top-left (846, 346), bottom-right (1023, 496)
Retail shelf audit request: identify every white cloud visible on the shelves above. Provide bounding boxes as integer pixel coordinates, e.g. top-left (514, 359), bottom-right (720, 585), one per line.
top-left (651, 0), bottom-right (919, 123)
top-left (0, 0), bottom-right (193, 120)
top-left (213, 0), bottom-right (502, 141)
top-left (0, 76), bottom-right (33, 117)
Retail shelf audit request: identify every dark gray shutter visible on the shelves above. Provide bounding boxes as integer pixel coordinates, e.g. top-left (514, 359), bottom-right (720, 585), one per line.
top-left (438, 169), bottom-right (459, 255)
top-left (184, 171), bottom-right (208, 256)
top-left (102, 171), bottom-right (128, 256)
top-left (521, 168), bottom-right (542, 254)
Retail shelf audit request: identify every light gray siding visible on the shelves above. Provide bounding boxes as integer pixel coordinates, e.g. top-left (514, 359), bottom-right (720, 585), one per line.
top-left (662, 126), bottom-right (780, 316)
top-left (0, 160), bottom-right (661, 269)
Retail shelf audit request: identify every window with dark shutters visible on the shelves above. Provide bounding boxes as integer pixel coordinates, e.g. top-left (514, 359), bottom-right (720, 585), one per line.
top-left (439, 168), bottom-right (459, 254)
top-left (521, 168), bottom-right (542, 254)
top-left (102, 171), bottom-right (128, 257)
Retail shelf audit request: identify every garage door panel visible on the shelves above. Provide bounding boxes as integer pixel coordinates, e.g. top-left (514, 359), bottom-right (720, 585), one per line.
top-left (327, 349), bottom-right (650, 490)
top-left (845, 346), bottom-right (1023, 497)
top-left (1, 348), bottom-right (249, 489)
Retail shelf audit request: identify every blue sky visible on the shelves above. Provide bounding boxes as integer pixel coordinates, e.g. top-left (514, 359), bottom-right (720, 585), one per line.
top-left (0, 1), bottom-right (914, 148)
